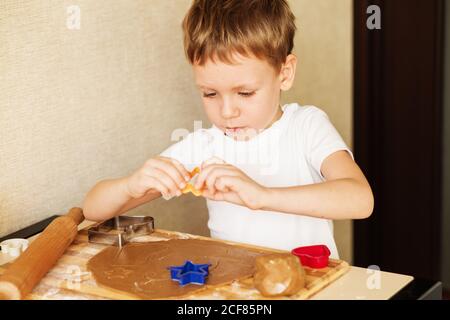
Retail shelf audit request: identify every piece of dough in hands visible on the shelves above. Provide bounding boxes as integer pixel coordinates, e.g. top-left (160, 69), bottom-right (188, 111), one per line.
top-left (181, 167), bottom-right (202, 196)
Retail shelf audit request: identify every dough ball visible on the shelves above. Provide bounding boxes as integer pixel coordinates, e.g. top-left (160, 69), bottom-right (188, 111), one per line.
top-left (253, 253), bottom-right (305, 297)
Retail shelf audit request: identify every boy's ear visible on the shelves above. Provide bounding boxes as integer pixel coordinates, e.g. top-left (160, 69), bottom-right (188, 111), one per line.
top-left (279, 54), bottom-right (297, 91)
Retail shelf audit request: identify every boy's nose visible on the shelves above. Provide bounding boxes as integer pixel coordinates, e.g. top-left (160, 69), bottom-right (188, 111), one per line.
top-left (220, 99), bottom-right (240, 119)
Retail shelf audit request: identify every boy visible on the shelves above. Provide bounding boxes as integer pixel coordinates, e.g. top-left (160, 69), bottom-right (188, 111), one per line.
top-left (83, 0), bottom-right (373, 259)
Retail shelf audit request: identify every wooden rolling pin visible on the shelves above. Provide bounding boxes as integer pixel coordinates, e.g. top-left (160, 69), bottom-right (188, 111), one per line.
top-left (0, 207), bottom-right (84, 299)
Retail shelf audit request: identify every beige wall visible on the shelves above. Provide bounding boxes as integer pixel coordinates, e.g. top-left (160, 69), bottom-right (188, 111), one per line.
top-left (0, 1), bottom-right (353, 262)
top-left (285, 0), bottom-right (354, 262)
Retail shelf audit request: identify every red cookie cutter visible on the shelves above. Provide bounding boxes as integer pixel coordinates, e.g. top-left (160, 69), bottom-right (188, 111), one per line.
top-left (291, 245), bottom-right (331, 269)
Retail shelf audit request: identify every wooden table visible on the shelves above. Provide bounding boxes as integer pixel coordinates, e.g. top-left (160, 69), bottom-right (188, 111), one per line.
top-left (0, 220), bottom-right (414, 300)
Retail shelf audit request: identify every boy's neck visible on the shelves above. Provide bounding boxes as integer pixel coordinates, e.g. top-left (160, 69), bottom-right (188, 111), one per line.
top-left (264, 105), bottom-right (283, 130)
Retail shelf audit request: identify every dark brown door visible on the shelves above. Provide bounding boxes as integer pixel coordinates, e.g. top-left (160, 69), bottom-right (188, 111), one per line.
top-left (353, 0), bottom-right (445, 280)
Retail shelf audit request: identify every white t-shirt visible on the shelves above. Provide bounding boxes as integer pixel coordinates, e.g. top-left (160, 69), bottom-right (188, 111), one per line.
top-left (160, 103), bottom-right (352, 259)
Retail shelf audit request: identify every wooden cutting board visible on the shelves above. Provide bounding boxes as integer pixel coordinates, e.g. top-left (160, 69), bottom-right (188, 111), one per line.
top-left (0, 227), bottom-right (350, 299)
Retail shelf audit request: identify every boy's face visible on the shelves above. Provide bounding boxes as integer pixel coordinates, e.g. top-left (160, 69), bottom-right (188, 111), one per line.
top-left (193, 53), bottom-right (296, 140)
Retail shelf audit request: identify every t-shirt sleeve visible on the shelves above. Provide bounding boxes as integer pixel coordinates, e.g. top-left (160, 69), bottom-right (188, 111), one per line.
top-left (301, 107), bottom-right (354, 179)
top-left (159, 129), bottom-right (214, 172)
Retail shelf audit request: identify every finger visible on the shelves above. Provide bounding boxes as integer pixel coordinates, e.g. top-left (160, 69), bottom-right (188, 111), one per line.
top-left (201, 188), bottom-right (223, 200)
top-left (213, 180), bottom-right (231, 193)
top-left (204, 168), bottom-right (239, 194)
top-left (202, 187), bottom-right (243, 206)
top-left (215, 175), bottom-right (243, 193)
top-left (195, 164), bottom-right (232, 190)
top-left (161, 157), bottom-right (191, 182)
top-left (220, 190), bottom-right (245, 205)
top-left (141, 176), bottom-right (171, 199)
top-left (147, 158), bottom-right (187, 191)
top-left (215, 176), bottom-right (261, 209)
top-left (146, 167), bottom-right (181, 197)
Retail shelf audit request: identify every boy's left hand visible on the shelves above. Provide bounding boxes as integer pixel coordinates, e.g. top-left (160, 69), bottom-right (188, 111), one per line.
top-left (194, 159), bottom-right (268, 210)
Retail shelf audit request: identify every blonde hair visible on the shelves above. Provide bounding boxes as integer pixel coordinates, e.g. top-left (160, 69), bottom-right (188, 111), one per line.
top-left (182, 0), bottom-right (297, 71)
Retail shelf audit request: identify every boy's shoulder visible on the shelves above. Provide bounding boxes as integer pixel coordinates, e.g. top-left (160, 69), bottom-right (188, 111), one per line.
top-left (288, 103), bottom-right (327, 117)
top-left (285, 103), bottom-right (330, 127)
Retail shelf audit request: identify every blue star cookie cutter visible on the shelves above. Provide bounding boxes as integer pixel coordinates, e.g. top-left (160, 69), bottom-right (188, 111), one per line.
top-left (168, 260), bottom-right (211, 286)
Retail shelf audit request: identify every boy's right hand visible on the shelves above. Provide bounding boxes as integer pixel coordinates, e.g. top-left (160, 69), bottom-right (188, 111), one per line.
top-left (126, 156), bottom-right (191, 200)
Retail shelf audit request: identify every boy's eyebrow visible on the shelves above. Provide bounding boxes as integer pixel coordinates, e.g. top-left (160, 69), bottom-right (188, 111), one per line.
top-left (196, 83), bottom-right (259, 91)
top-left (196, 84), bottom-right (213, 90)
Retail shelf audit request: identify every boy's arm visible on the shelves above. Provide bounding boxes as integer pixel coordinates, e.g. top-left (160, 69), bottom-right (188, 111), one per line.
top-left (82, 156), bottom-right (191, 221)
top-left (261, 150), bottom-right (374, 220)
top-left (82, 177), bottom-right (161, 221)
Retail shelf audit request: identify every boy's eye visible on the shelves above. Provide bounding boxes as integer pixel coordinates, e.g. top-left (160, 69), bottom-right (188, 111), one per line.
top-left (203, 92), bottom-right (216, 98)
top-left (238, 91), bottom-right (255, 97)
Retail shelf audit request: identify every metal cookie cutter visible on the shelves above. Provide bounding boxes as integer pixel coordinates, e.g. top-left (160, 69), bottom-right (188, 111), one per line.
top-left (87, 216), bottom-right (154, 247)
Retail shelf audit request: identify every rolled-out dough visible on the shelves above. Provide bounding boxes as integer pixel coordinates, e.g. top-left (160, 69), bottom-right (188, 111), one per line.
top-left (87, 239), bottom-right (267, 299)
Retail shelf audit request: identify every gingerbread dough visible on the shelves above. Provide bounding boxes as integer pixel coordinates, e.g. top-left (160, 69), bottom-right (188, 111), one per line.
top-left (181, 167), bottom-right (202, 196)
top-left (253, 253), bottom-right (306, 297)
top-left (87, 239), bottom-right (267, 299)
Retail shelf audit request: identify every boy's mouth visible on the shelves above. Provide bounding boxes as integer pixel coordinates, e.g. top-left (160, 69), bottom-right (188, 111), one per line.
top-left (225, 126), bottom-right (247, 135)
top-left (226, 126), bottom-right (246, 132)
